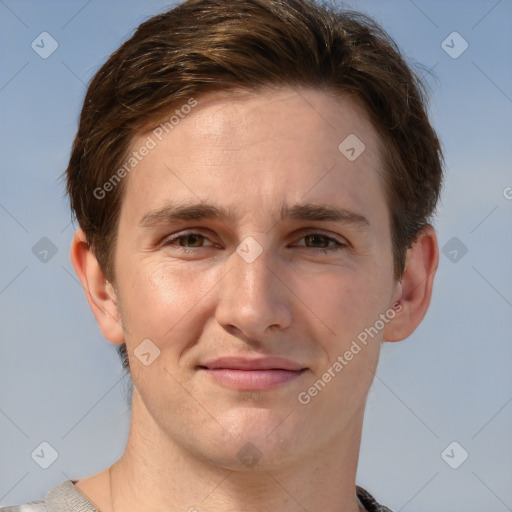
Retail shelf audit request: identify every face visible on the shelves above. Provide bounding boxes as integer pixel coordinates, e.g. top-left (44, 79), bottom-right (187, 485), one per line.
top-left (112, 87), bottom-right (402, 469)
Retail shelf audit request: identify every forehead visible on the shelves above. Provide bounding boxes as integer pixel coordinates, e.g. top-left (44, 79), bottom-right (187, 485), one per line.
top-left (168, 87), bottom-right (381, 163)
top-left (121, 87), bottom-right (387, 231)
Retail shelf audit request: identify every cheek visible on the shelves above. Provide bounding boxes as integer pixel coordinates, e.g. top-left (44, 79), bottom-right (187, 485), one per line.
top-left (116, 262), bottom-right (204, 396)
top-left (298, 265), bottom-right (391, 342)
top-left (297, 265), bottom-right (391, 398)
top-left (300, 275), bottom-right (384, 402)
top-left (118, 257), bottom-right (221, 345)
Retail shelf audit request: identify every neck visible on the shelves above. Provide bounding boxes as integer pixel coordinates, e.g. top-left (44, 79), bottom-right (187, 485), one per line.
top-left (103, 390), bottom-right (366, 512)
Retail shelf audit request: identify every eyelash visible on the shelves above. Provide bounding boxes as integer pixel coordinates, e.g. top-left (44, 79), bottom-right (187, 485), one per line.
top-left (162, 230), bottom-right (347, 254)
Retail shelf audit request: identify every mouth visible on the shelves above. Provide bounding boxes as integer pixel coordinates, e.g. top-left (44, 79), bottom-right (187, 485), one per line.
top-left (197, 356), bottom-right (308, 391)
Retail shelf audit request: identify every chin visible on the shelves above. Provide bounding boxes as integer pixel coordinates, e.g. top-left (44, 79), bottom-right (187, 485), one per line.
top-left (198, 408), bottom-right (306, 470)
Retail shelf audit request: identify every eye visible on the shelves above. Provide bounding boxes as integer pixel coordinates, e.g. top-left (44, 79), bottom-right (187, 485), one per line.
top-left (162, 230), bottom-right (347, 254)
top-left (175, 233), bottom-right (207, 248)
top-left (293, 232), bottom-right (347, 252)
top-left (163, 232), bottom-right (214, 252)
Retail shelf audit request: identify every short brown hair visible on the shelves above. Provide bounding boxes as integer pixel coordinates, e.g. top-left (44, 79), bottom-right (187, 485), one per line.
top-left (66, 0), bottom-right (443, 375)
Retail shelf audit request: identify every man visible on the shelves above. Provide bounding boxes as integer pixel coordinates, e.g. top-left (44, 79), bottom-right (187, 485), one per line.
top-left (2, 0), bottom-right (442, 510)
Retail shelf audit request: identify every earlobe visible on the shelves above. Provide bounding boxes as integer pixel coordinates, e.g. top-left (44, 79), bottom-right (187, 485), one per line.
top-left (70, 228), bottom-right (125, 345)
top-left (382, 226), bottom-right (439, 343)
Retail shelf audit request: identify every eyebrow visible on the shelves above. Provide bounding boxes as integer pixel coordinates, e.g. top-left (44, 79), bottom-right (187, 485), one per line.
top-left (139, 202), bottom-right (371, 231)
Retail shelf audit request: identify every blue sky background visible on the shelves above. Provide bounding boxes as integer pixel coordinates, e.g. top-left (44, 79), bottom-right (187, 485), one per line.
top-left (0, 1), bottom-right (511, 510)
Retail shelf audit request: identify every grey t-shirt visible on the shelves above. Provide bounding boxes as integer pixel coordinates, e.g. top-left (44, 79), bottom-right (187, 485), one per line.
top-left (1, 480), bottom-right (393, 511)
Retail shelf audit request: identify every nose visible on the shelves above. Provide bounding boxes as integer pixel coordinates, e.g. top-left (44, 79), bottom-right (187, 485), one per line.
top-left (215, 241), bottom-right (292, 341)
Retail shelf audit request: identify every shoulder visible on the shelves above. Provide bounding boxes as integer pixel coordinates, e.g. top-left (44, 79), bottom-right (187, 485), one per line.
top-left (1, 479), bottom-right (96, 512)
top-left (0, 501), bottom-right (45, 512)
top-left (356, 485), bottom-right (394, 512)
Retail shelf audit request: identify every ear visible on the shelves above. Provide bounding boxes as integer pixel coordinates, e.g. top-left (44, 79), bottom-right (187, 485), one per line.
top-left (383, 225), bottom-right (439, 342)
top-left (70, 228), bottom-right (125, 345)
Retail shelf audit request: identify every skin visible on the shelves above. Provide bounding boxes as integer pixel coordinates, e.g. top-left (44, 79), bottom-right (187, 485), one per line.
top-left (71, 86), bottom-right (439, 512)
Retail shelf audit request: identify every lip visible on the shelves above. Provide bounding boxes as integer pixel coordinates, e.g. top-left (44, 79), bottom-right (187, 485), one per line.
top-left (200, 356), bottom-right (306, 371)
top-left (197, 356), bottom-right (308, 390)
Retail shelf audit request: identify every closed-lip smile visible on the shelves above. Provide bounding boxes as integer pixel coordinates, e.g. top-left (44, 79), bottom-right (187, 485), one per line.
top-left (197, 356), bottom-right (308, 390)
